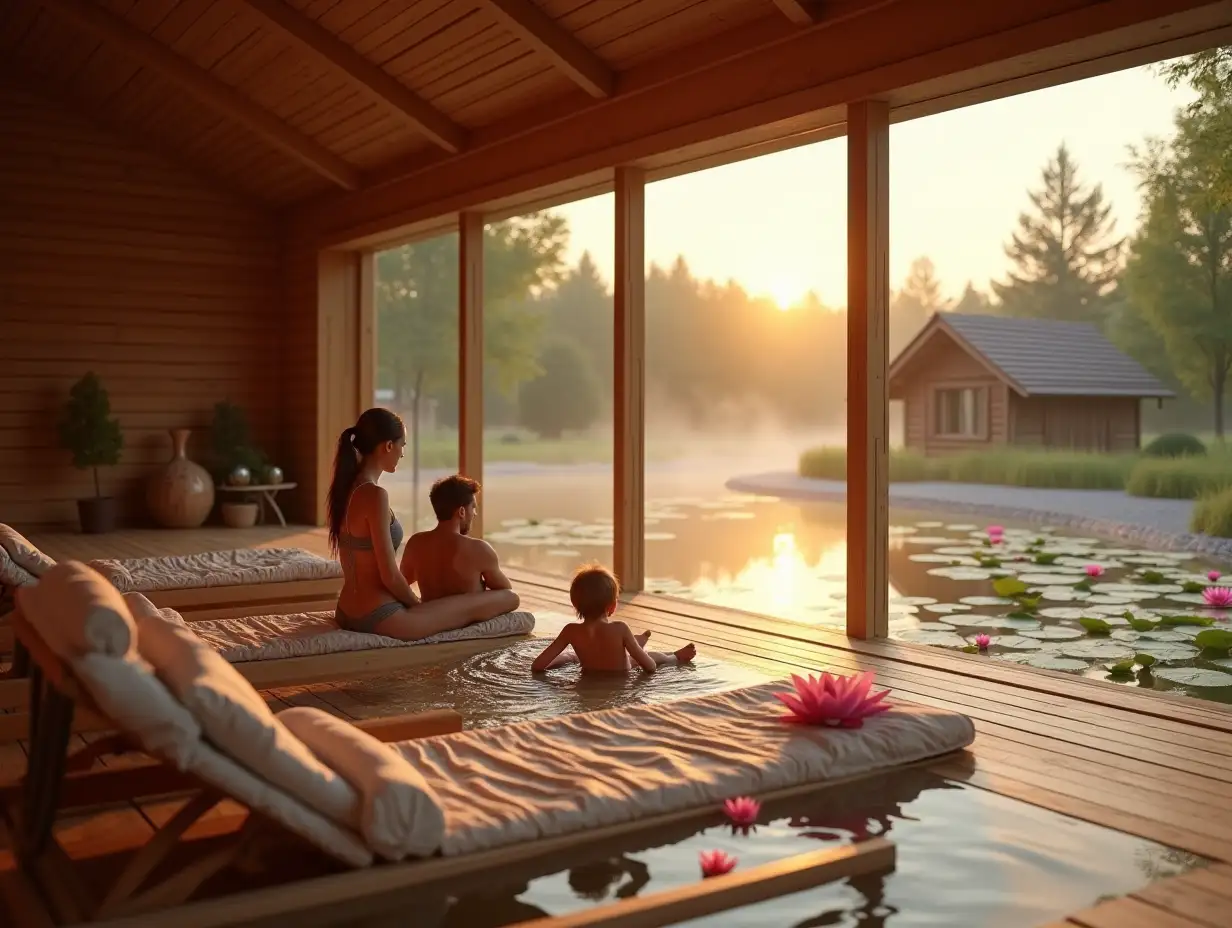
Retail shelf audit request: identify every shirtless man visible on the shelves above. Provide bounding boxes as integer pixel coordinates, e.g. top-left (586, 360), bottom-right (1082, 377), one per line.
top-left (399, 474), bottom-right (519, 607)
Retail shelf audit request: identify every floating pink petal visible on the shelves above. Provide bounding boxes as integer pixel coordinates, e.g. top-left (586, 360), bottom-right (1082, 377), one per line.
top-left (700, 850), bottom-right (737, 878)
top-left (723, 796), bottom-right (761, 828)
top-left (1084, 564), bottom-right (1105, 578)
top-left (774, 671), bottom-right (892, 729)
top-left (974, 634), bottom-right (991, 650)
top-left (1209, 570), bottom-right (1222, 582)
top-left (1204, 586), bottom-right (1232, 609)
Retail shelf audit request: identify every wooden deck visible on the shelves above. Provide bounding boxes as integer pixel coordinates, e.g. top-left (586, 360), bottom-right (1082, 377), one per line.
top-left (7, 526), bottom-right (1232, 927)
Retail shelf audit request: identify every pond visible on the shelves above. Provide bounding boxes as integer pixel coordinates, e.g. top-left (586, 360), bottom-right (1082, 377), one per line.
top-left (385, 468), bottom-right (1232, 704)
top-left (349, 767), bottom-right (1200, 927)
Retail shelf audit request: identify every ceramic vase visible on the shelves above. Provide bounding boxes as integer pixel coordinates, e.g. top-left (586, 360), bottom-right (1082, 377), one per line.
top-left (147, 429), bottom-right (215, 529)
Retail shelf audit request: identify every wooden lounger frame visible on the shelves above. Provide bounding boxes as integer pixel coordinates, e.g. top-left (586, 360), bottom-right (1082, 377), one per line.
top-left (0, 606), bottom-right (533, 743)
top-left (1, 608), bottom-right (928, 928)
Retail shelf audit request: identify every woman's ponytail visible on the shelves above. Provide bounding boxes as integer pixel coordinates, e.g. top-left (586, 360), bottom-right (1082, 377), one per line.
top-left (326, 427), bottom-right (359, 555)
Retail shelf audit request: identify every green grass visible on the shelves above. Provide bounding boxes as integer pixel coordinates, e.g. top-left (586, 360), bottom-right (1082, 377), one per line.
top-left (1192, 487), bottom-right (1232, 536)
top-left (798, 447), bottom-right (1134, 490)
top-left (1126, 454), bottom-right (1232, 500)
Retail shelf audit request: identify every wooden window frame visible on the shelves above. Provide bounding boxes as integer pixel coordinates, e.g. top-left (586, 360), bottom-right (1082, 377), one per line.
top-left (929, 383), bottom-right (990, 441)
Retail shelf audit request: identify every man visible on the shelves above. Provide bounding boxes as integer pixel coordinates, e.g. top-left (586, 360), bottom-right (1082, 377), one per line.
top-left (399, 474), bottom-right (518, 605)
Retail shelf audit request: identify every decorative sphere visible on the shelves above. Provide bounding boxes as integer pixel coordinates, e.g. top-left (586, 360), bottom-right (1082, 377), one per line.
top-left (264, 465), bottom-right (284, 485)
top-left (228, 465), bottom-right (252, 487)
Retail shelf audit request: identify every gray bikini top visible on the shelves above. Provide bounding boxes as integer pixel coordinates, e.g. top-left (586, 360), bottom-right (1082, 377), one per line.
top-left (338, 485), bottom-right (404, 552)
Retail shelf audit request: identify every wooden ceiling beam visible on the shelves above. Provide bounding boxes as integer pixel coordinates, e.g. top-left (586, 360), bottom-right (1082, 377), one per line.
top-left (235, 0), bottom-right (467, 154)
top-left (477, 0), bottom-right (615, 98)
top-left (296, 0), bottom-right (1225, 247)
top-left (771, 0), bottom-right (824, 26)
top-left (38, 0), bottom-right (361, 190)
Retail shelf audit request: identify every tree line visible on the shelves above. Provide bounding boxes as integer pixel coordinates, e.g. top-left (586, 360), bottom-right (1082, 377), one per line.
top-left (376, 48), bottom-right (1232, 441)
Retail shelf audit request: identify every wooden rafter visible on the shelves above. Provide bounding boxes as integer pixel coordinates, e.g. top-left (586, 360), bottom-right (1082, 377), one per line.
top-left (37, 0), bottom-right (361, 190)
top-left (235, 0), bottom-right (467, 154)
top-left (771, 0), bottom-right (823, 25)
top-left (477, 0), bottom-right (615, 98)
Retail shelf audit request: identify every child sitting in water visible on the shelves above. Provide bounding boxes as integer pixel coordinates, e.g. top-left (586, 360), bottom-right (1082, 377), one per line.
top-left (531, 563), bottom-right (697, 674)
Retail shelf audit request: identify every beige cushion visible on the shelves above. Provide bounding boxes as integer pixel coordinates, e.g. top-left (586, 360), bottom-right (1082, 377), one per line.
top-left (0, 547), bottom-right (37, 589)
top-left (15, 560), bottom-right (136, 660)
top-left (123, 591), bottom-right (187, 628)
top-left (277, 706), bottom-right (446, 860)
top-left (0, 524), bottom-right (56, 577)
top-left (134, 609), bottom-right (360, 827)
top-left (69, 650), bottom-right (371, 868)
top-left (72, 652), bottom-right (202, 770)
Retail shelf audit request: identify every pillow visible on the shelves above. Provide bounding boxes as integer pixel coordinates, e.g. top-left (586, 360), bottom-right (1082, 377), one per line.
top-left (133, 610), bottom-right (359, 827)
top-left (15, 560), bottom-right (136, 660)
top-left (123, 592), bottom-right (187, 628)
top-left (0, 546), bottom-right (37, 589)
top-left (72, 651), bottom-right (202, 770)
top-left (0, 524), bottom-right (56, 577)
top-left (277, 706), bottom-right (446, 860)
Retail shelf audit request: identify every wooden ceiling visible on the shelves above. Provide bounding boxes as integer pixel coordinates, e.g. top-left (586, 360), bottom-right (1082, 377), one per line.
top-left (1, 0), bottom-right (807, 206)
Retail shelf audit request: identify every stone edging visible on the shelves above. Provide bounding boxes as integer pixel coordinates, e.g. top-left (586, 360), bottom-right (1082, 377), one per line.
top-left (725, 475), bottom-right (1232, 564)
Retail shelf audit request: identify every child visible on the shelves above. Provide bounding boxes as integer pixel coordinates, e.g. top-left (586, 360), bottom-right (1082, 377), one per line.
top-left (531, 563), bottom-right (697, 674)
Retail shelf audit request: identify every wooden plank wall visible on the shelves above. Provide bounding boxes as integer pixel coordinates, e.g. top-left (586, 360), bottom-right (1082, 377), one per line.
top-left (1010, 395), bottom-right (1140, 452)
top-left (0, 79), bottom-right (285, 528)
top-left (898, 336), bottom-right (1007, 454)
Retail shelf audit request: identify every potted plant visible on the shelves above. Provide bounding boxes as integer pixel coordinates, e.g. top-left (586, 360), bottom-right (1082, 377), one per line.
top-left (211, 401), bottom-right (266, 528)
top-left (58, 372), bottom-right (123, 534)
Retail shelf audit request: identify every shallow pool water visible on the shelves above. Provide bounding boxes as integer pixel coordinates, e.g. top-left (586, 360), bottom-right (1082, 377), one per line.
top-left (394, 768), bottom-right (1201, 927)
top-left (326, 611), bottom-right (770, 728)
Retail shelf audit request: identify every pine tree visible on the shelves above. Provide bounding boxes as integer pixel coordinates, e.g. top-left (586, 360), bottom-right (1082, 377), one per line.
top-left (992, 143), bottom-right (1124, 325)
top-left (889, 256), bottom-right (947, 356)
top-left (952, 282), bottom-right (991, 315)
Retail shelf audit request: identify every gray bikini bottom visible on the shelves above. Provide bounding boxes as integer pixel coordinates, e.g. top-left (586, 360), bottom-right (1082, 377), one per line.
top-left (334, 600), bottom-right (404, 634)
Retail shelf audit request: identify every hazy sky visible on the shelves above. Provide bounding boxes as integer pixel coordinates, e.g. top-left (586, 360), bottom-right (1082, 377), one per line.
top-left (553, 62), bottom-right (1196, 308)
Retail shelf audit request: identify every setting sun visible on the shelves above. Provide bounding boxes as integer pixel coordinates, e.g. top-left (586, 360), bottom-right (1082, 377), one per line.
top-left (767, 279), bottom-right (807, 310)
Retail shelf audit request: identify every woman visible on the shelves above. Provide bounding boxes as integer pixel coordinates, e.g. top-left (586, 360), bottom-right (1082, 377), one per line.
top-left (328, 408), bottom-right (519, 641)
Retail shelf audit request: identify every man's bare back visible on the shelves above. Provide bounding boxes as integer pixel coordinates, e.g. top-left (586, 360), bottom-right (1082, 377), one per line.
top-left (400, 527), bottom-right (513, 601)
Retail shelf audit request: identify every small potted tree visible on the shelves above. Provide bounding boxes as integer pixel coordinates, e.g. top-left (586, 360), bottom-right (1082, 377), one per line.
top-left (58, 372), bottom-right (124, 534)
top-left (210, 401), bottom-right (266, 528)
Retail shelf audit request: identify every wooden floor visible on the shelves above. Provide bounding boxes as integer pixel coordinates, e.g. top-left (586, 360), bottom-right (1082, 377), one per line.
top-left (8, 525), bottom-right (1232, 927)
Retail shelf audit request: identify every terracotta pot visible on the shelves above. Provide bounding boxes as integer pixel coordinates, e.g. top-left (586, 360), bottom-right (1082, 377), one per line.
top-left (221, 501), bottom-right (259, 529)
top-left (77, 496), bottom-right (118, 535)
top-left (147, 429), bottom-right (215, 529)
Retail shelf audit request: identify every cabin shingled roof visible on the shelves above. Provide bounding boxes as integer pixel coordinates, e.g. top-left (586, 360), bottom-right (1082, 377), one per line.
top-left (900, 312), bottom-right (1174, 398)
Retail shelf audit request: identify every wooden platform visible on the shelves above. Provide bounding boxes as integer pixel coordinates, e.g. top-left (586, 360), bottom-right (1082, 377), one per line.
top-left (7, 526), bottom-right (1232, 927)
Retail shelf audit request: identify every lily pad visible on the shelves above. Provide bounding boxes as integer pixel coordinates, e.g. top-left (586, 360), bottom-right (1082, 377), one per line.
top-left (1194, 628), bottom-right (1232, 651)
top-left (1039, 607), bottom-right (1093, 620)
top-left (1152, 666), bottom-right (1232, 688)
top-left (1106, 659), bottom-right (1137, 675)
top-left (1020, 627), bottom-right (1085, 641)
top-left (1133, 643), bottom-right (1200, 663)
top-left (1060, 639), bottom-right (1135, 660)
top-left (895, 629), bottom-right (970, 648)
top-left (893, 596), bottom-right (939, 606)
top-left (990, 636), bottom-right (1044, 650)
top-left (992, 578), bottom-right (1029, 597)
top-left (1078, 617), bottom-right (1112, 635)
top-left (922, 603), bottom-right (973, 615)
top-left (909, 553), bottom-right (979, 565)
top-left (928, 567), bottom-right (994, 581)
top-left (959, 596), bottom-right (1015, 607)
top-left (1016, 573), bottom-right (1085, 586)
top-left (1160, 615), bottom-right (1215, 627)
top-left (1024, 654), bottom-right (1090, 672)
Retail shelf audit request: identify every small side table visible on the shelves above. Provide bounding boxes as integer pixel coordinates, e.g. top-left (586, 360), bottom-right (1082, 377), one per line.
top-left (217, 483), bottom-right (298, 527)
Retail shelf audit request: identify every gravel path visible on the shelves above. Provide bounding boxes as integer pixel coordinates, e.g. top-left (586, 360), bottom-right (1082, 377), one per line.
top-left (725, 471), bottom-right (1232, 562)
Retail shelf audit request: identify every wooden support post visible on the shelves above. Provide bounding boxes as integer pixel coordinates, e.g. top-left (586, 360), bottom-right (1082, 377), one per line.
top-left (614, 167), bottom-right (646, 593)
top-left (358, 252), bottom-right (376, 413)
top-left (459, 211), bottom-right (485, 539)
top-left (846, 100), bottom-right (890, 640)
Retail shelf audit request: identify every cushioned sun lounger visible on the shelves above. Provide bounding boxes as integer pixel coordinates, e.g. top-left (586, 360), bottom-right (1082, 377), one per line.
top-left (0, 523), bottom-right (344, 622)
top-left (0, 584), bottom-right (536, 741)
top-left (3, 563), bottom-right (972, 927)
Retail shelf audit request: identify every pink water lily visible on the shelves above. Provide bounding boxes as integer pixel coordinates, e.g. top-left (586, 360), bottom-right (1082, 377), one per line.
top-left (974, 633), bottom-right (991, 650)
top-left (986, 525), bottom-right (1004, 537)
top-left (774, 671), bottom-right (892, 729)
top-left (723, 796), bottom-right (761, 829)
top-left (1209, 570), bottom-right (1223, 582)
top-left (1204, 586), bottom-right (1232, 609)
top-left (1084, 564), bottom-right (1105, 578)
top-left (700, 850), bottom-right (737, 878)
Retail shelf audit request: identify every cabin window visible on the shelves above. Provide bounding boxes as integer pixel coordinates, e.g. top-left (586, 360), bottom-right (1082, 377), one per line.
top-left (934, 387), bottom-right (987, 438)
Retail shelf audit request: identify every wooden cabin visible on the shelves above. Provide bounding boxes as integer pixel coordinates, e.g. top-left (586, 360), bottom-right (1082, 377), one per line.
top-left (1, 0), bottom-right (1227, 639)
top-left (888, 312), bottom-right (1174, 455)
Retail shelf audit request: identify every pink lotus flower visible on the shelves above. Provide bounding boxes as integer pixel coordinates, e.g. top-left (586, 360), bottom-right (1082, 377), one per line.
top-left (989, 535), bottom-right (1003, 545)
top-left (699, 850), bottom-right (737, 878)
top-left (1203, 586), bottom-right (1232, 609)
top-left (723, 796), bottom-right (761, 829)
top-left (774, 671), bottom-right (892, 729)
top-left (986, 525), bottom-right (1004, 537)
top-left (974, 633), bottom-right (991, 650)
top-left (1209, 570), bottom-right (1222, 582)
top-left (1084, 564), bottom-right (1105, 578)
